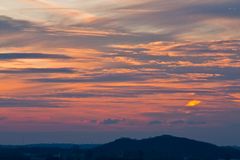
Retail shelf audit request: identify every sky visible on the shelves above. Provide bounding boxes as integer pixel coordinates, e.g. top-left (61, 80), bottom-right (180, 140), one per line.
top-left (0, 0), bottom-right (240, 145)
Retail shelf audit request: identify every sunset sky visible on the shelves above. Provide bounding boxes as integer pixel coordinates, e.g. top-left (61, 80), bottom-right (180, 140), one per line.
top-left (0, 0), bottom-right (240, 145)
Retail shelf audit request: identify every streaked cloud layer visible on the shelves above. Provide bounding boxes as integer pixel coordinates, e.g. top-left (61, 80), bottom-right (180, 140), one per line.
top-left (0, 0), bottom-right (239, 145)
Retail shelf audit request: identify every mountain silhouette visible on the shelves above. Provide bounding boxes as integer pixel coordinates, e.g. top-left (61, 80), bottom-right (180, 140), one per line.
top-left (91, 135), bottom-right (240, 160)
top-left (0, 135), bottom-right (239, 160)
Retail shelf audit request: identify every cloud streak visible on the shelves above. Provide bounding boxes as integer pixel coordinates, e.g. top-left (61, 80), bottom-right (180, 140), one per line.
top-left (0, 0), bottom-right (240, 144)
top-left (0, 53), bottom-right (71, 60)
top-left (0, 68), bottom-right (75, 74)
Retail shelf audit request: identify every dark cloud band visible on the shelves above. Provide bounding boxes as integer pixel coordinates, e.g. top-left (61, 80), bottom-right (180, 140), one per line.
top-left (0, 53), bottom-right (71, 60)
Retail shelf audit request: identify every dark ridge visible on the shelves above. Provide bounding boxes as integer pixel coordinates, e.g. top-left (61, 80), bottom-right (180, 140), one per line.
top-left (0, 135), bottom-right (239, 160)
top-left (91, 135), bottom-right (240, 160)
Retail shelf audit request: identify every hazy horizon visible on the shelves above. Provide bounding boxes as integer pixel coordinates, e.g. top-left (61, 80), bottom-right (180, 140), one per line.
top-left (0, 132), bottom-right (239, 146)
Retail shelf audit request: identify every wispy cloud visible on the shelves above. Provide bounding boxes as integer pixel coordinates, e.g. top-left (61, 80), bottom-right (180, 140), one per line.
top-left (0, 68), bottom-right (75, 74)
top-left (0, 98), bottom-right (61, 108)
top-left (0, 0), bottom-right (240, 143)
top-left (101, 118), bottom-right (124, 125)
top-left (0, 53), bottom-right (71, 60)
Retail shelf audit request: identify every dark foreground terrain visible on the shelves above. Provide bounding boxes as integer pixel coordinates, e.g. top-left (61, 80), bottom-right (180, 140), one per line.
top-left (0, 135), bottom-right (240, 160)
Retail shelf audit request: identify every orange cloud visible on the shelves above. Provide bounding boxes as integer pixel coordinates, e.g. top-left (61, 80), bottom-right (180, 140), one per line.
top-left (186, 100), bottom-right (201, 107)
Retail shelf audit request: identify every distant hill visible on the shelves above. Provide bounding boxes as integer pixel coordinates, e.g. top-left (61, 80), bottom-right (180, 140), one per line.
top-left (91, 135), bottom-right (240, 160)
top-left (0, 135), bottom-right (239, 160)
top-left (25, 143), bottom-right (99, 149)
top-left (0, 143), bottom-right (99, 149)
top-left (232, 146), bottom-right (240, 151)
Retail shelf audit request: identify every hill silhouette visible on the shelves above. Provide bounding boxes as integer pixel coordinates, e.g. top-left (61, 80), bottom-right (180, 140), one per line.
top-left (90, 135), bottom-right (240, 160)
top-left (0, 135), bottom-right (240, 160)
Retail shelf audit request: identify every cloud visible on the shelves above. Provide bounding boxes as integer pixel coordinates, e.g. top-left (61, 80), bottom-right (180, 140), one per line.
top-left (0, 98), bottom-right (61, 108)
top-left (101, 118), bottom-right (123, 125)
top-left (0, 53), bottom-right (71, 60)
top-left (30, 72), bottom-right (151, 83)
top-left (186, 100), bottom-right (201, 107)
top-left (148, 120), bottom-right (162, 125)
top-left (0, 15), bottom-right (38, 34)
top-left (106, 40), bottom-right (240, 82)
top-left (0, 68), bottom-right (76, 74)
top-left (142, 108), bottom-right (240, 128)
top-left (43, 85), bottom-right (212, 99)
top-left (170, 120), bottom-right (185, 125)
top-left (142, 112), bottom-right (189, 119)
top-left (1, 1), bottom-right (240, 51)
top-left (169, 66), bottom-right (240, 81)
top-left (17, 0), bottom-right (98, 25)
top-left (147, 117), bottom-right (207, 126)
top-left (108, 0), bottom-right (240, 39)
top-left (182, 0), bottom-right (240, 19)
top-left (0, 1), bottom-right (239, 144)
top-left (187, 121), bottom-right (206, 125)
top-left (0, 116), bottom-right (7, 121)
top-left (169, 120), bottom-right (206, 126)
